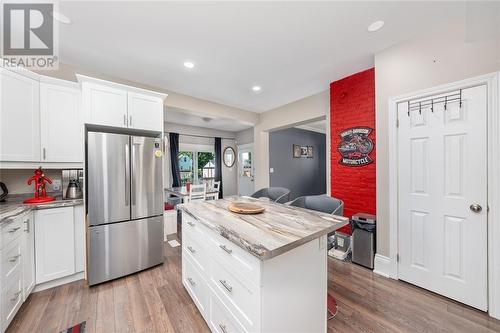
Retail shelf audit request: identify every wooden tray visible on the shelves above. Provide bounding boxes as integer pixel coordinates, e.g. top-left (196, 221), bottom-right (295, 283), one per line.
top-left (228, 202), bottom-right (265, 214)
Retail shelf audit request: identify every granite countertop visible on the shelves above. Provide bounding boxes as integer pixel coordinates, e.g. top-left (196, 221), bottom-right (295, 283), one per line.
top-left (178, 196), bottom-right (349, 260)
top-left (0, 194), bottom-right (83, 224)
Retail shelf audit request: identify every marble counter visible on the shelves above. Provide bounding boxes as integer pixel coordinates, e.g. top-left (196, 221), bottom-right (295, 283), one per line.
top-left (178, 196), bottom-right (349, 260)
top-left (0, 195), bottom-right (83, 224)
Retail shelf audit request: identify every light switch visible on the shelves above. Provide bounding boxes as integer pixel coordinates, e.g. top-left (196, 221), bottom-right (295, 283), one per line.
top-left (269, 168), bottom-right (274, 173)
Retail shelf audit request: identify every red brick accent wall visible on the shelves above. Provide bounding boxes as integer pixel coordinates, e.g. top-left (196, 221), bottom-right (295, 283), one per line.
top-left (330, 68), bottom-right (376, 220)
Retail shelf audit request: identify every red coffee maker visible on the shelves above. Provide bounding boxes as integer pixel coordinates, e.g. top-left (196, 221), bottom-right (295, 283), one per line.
top-left (23, 167), bottom-right (56, 204)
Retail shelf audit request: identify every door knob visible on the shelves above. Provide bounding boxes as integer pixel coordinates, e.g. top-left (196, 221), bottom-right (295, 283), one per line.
top-left (470, 204), bottom-right (483, 213)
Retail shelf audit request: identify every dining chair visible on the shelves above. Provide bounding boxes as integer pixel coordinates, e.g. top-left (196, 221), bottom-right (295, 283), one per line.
top-left (250, 187), bottom-right (290, 204)
top-left (188, 184), bottom-right (206, 202)
top-left (206, 181), bottom-right (221, 200)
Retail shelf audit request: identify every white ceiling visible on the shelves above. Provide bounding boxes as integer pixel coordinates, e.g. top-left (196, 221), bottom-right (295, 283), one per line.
top-left (164, 107), bottom-right (252, 132)
top-left (58, 1), bottom-right (464, 112)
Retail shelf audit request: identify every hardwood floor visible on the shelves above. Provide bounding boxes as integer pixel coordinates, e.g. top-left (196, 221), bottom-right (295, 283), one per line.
top-left (7, 238), bottom-right (500, 333)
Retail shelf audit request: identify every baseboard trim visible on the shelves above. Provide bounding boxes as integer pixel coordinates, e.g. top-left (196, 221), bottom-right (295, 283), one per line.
top-left (373, 254), bottom-right (396, 279)
top-left (33, 272), bottom-right (84, 292)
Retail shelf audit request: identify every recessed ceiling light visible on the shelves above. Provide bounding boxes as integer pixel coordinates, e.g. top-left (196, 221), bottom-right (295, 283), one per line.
top-left (183, 61), bottom-right (195, 69)
top-left (51, 11), bottom-right (72, 24)
top-left (367, 20), bottom-right (384, 32)
top-left (252, 86), bottom-right (262, 93)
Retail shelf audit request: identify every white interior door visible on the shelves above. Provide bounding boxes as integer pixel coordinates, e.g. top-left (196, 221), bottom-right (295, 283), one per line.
top-left (398, 85), bottom-right (488, 311)
top-left (237, 145), bottom-right (254, 196)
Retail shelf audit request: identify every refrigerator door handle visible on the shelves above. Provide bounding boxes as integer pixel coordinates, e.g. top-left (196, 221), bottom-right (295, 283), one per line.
top-left (131, 143), bottom-right (136, 206)
top-left (125, 143), bottom-right (130, 206)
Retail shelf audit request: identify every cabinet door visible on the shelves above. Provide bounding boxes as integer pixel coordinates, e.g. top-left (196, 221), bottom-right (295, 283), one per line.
top-left (73, 205), bottom-right (85, 273)
top-left (82, 82), bottom-right (128, 128)
top-left (40, 83), bottom-right (83, 162)
top-left (35, 207), bottom-right (75, 284)
top-left (0, 69), bottom-right (40, 161)
top-left (21, 212), bottom-right (35, 299)
top-left (127, 92), bottom-right (163, 131)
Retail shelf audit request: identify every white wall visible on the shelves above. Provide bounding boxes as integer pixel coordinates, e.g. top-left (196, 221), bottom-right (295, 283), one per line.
top-left (253, 90), bottom-right (330, 190)
top-left (235, 128), bottom-right (254, 145)
top-left (375, 3), bottom-right (500, 256)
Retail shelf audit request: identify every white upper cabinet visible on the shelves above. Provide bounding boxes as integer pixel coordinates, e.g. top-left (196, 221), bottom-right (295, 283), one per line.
top-left (40, 79), bottom-right (83, 162)
top-left (0, 68), bottom-right (40, 161)
top-left (128, 92), bottom-right (164, 131)
top-left (82, 82), bottom-right (128, 128)
top-left (78, 75), bottom-right (166, 132)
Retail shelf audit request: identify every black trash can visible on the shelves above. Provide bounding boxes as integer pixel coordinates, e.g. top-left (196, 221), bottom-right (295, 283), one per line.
top-left (351, 213), bottom-right (376, 269)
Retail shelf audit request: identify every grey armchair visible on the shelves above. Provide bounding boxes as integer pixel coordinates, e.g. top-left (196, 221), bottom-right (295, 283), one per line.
top-left (289, 195), bottom-right (344, 251)
top-left (289, 195), bottom-right (344, 216)
top-left (251, 187), bottom-right (291, 204)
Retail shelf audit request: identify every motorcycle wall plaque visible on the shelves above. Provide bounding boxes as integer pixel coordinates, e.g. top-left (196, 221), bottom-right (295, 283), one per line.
top-left (337, 127), bottom-right (374, 166)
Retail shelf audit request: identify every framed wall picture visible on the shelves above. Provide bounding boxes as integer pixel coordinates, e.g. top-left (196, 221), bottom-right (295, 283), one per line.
top-left (293, 144), bottom-right (301, 158)
top-left (307, 146), bottom-right (313, 158)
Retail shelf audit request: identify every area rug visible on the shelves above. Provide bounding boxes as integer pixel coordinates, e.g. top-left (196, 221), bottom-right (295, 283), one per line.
top-left (60, 321), bottom-right (86, 333)
top-left (168, 239), bottom-right (181, 247)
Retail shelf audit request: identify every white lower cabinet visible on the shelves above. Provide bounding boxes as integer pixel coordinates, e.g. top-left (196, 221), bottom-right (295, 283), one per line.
top-left (181, 213), bottom-right (328, 333)
top-left (21, 212), bottom-right (35, 299)
top-left (35, 207), bottom-right (75, 284)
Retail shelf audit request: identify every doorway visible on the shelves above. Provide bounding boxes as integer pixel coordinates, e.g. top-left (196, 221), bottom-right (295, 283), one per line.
top-left (237, 143), bottom-right (254, 196)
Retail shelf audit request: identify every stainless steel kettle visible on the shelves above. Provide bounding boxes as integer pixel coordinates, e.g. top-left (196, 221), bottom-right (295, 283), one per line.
top-left (66, 179), bottom-right (82, 199)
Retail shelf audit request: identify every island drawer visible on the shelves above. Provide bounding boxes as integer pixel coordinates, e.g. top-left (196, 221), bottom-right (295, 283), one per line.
top-left (209, 290), bottom-right (248, 333)
top-left (208, 232), bottom-right (261, 285)
top-left (182, 214), bottom-right (210, 246)
top-left (183, 232), bottom-right (209, 273)
top-left (1, 217), bottom-right (23, 249)
top-left (1, 236), bottom-right (22, 281)
top-left (209, 256), bottom-right (260, 332)
top-left (182, 255), bottom-right (209, 319)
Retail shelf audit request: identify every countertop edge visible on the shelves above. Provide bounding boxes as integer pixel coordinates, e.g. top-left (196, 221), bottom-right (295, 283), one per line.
top-left (178, 205), bottom-right (349, 261)
top-left (0, 199), bottom-right (84, 224)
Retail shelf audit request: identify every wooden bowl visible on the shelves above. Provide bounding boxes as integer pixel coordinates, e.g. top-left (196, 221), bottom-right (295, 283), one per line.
top-left (228, 202), bottom-right (265, 214)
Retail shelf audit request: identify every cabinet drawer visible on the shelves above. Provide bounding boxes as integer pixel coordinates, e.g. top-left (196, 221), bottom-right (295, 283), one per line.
top-left (183, 233), bottom-right (209, 273)
top-left (183, 255), bottom-right (209, 318)
top-left (1, 237), bottom-right (22, 280)
top-left (182, 214), bottom-right (210, 245)
top-left (208, 232), bottom-right (261, 285)
top-left (2, 270), bottom-right (23, 329)
top-left (210, 291), bottom-right (248, 333)
top-left (209, 257), bottom-right (260, 332)
top-left (1, 218), bottom-right (23, 249)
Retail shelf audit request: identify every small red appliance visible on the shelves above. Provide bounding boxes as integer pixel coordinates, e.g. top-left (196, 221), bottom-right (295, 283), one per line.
top-left (23, 167), bottom-right (56, 204)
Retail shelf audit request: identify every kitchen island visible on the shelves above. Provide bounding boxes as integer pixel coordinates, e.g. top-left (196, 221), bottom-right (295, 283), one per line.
top-left (178, 196), bottom-right (348, 333)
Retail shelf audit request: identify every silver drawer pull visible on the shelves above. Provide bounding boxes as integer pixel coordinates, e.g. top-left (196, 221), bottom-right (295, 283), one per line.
top-left (8, 227), bottom-right (20, 233)
top-left (187, 221), bottom-right (195, 227)
top-left (10, 291), bottom-right (21, 302)
top-left (9, 254), bottom-right (21, 263)
top-left (187, 246), bottom-right (196, 254)
top-left (219, 244), bottom-right (232, 254)
top-left (187, 277), bottom-right (196, 286)
top-left (24, 219), bottom-right (30, 233)
top-left (219, 324), bottom-right (228, 333)
top-left (219, 279), bottom-right (233, 293)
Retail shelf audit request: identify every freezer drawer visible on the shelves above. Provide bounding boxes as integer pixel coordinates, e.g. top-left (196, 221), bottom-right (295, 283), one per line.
top-left (88, 216), bottom-right (163, 285)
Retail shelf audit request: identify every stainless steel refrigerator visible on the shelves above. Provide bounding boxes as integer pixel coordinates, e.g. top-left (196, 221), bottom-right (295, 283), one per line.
top-left (87, 131), bottom-right (164, 286)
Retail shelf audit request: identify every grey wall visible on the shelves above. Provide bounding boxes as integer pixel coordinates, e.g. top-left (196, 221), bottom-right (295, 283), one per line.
top-left (269, 128), bottom-right (326, 200)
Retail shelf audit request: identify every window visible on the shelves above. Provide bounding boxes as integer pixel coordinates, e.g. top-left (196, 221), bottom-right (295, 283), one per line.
top-left (178, 149), bottom-right (215, 185)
